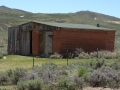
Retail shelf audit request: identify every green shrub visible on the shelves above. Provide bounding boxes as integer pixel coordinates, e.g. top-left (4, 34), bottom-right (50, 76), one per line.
top-left (88, 66), bottom-right (120, 88)
top-left (17, 78), bottom-right (43, 90)
top-left (89, 51), bottom-right (97, 58)
top-left (7, 68), bottom-right (26, 85)
top-left (0, 88), bottom-right (12, 90)
top-left (33, 62), bottom-right (60, 84)
top-left (78, 67), bottom-right (86, 77)
top-left (33, 62), bottom-right (57, 72)
top-left (110, 61), bottom-right (120, 70)
top-left (50, 53), bottom-right (62, 59)
top-left (82, 72), bottom-right (90, 82)
top-left (76, 49), bottom-right (120, 59)
top-left (73, 76), bottom-right (83, 90)
top-left (60, 70), bottom-right (68, 76)
top-left (57, 76), bottom-right (77, 90)
top-left (67, 81), bottom-right (77, 90)
top-left (0, 72), bottom-right (8, 85)
top-left (95, 50), bottom-right (120, 59)
top-left (95, 58), bottom-right (105, 69)
top-left (57, 76), bottom-right (69, 87)
top-left (98, 51), bottom-right (115, 59)
top-left (89, 58), bottom-right (105, 69)
top-left (78, 52), bottom-right (90, 59)
top-left (17, 81), bottom-right (26, 90)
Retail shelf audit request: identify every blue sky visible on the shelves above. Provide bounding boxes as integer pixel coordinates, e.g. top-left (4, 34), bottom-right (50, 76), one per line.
top-left (0, 0), bottom-right (120, 18)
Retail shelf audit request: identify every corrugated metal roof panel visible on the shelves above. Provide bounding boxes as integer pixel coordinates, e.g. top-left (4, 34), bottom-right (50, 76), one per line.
top-left (32, 21), bottom-right (115, 30)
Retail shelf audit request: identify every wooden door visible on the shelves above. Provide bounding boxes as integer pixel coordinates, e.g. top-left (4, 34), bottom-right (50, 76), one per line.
top-left (20, 31), bottom-right (30, 55)
top-left (45, 31), bottom-right (53, 57)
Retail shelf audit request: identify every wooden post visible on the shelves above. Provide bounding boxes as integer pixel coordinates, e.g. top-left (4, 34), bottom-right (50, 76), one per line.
top-left (33, 54), bottom-right (34, 67)
top-left (97, 48), bottom-right (99, 58)
top-left (67, 50), bottom-right (68, 65)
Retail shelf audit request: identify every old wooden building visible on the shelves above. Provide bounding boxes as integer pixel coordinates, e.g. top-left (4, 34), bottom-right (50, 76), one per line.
top-left (8, 21), bottom-right (116, 57)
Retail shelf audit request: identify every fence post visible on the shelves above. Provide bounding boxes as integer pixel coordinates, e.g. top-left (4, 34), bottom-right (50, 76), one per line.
top-left (67, 50), bottom-right (68, 65)
top-left (97, 48), bottom-right (99, 58)
top-left (33, 54), bottom-right (34, 67)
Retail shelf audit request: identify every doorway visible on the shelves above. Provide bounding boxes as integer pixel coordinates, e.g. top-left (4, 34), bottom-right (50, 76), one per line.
top-left (30, 31), bottom-right (32, 55)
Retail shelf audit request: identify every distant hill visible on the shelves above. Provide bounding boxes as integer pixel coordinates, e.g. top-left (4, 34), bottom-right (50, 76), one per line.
top-left (0, 5), bottom-right (32, 14)
top-left (75, 10), bottom-right (120, 21)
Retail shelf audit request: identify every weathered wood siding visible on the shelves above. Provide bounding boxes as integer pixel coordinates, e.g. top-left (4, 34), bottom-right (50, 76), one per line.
top-left (20, 31), bottom-right (31, 55)
top-left (39, 31), bottom-right (45, 56)
top-left (19, 23), bottom-right (33, 55)
top-left (8, 26), bottom-right (20, 54)
top-left (16, 27), bottom-right (20, 54)
top-left (8, 28), bottom-right (11, 54)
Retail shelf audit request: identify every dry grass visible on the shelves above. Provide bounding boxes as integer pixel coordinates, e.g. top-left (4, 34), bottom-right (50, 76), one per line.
top-left (0, 55), bottom-right (87, 72)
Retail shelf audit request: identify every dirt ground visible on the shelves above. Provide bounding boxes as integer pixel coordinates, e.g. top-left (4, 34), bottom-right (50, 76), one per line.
top-left (83, 87), bottom-right (120, 90)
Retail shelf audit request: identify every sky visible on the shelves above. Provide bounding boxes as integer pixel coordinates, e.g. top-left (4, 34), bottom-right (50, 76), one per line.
top-left (0, 0), bottom-right (120, 18)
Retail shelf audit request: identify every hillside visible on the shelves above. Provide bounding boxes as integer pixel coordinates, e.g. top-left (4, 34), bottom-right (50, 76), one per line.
top-left (0, 6), bottom-right (120, 53)
top-left (75, 10), bottom-right (120, 21)
top-left (0, 5), bottom-right (32, 14)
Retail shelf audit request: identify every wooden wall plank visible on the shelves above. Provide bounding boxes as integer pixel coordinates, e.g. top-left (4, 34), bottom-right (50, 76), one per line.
top-left (8, 28), bottom-right (11, 54)
top-left (11, 29), bottom-right (13, 54)
top-left (20, 31), bottom-right (30, 55)
top-left (16, 27), bottom-right (20, 54)
top-left (39, 31), bottom-right (45, 55)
